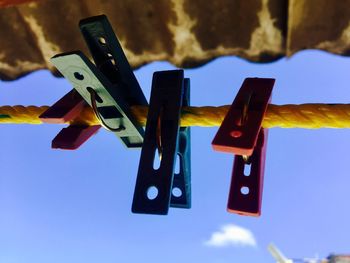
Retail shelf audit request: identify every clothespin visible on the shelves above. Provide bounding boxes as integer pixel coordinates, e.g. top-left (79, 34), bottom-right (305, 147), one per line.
top-left (45, 14), bottom-right (191, 215)
top-left (39, 89), bottom-right (101, 150)
top-left (132, 70), bottom-right (191, 215)
top-left (47, 15), bottom-right (147, 149)
top-left (212, 78), bottom-right (275, 216)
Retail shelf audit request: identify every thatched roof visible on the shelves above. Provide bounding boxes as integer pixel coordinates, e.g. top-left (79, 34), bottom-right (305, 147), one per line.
top-left (1, 0), bottom-right (350, 80)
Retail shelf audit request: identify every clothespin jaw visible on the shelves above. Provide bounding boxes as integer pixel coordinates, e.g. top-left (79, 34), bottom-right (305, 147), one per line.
top-left (50, 15), bottom-right (147, 148)
top-left (132, 70), bottom-right (191, 215)
top-left (212, 78), bottom-right (275, 216)
top-left (227, 128), bottom-right (267, 216)
top-left (39, 89), bottom-right (101, 150)
top-left (39, 89), bottom-right (85, 124)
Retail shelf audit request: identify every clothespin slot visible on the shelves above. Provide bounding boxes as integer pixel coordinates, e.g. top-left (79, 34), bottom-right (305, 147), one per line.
top-left (212, 78), bottom-right (274, 216)
top-left (39, 89), bottom-right (101, 150)
top-left (50, 15), bottom-right (147, 148)
top-left (132, 70), bottom-right (191, 215)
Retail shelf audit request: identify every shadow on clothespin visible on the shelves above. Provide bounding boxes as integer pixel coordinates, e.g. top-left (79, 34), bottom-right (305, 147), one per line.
top-left (42, 15), bottom-right (147, 149)
top-left (212, 78), bottom-right (275, 216)
top-left (132, 70), bottom-right (191, 215)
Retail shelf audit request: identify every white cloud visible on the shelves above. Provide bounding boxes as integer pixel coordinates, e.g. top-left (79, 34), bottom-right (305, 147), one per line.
top-left (204, 224), bottom-right (257, 247)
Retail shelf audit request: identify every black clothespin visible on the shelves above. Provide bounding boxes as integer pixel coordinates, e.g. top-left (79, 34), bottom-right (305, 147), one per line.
top-left (132, 70), bottom-right (191, 215)
top-left (49, 15), bottom-right (147, 148)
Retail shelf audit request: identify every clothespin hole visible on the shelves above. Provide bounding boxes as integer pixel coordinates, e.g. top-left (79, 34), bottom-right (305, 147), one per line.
top-left (153, 148), bottom-right (161, 170)
top-left (74, 72), bottom-right (84, 80)
top-left (240, 186), bottom-right (250, 195)
top-left (172, 187), bottom-right (182, 198)
top-left (230, 130), bottom-right (242, 138)
top-left (174, 154), bottom-right (180, 174)
top-left (147, 186), bottom-right (159, 200)
top-left (244, 163), bottom-right (251, 176)
top-left (98, 37), bottom-right (106, 45)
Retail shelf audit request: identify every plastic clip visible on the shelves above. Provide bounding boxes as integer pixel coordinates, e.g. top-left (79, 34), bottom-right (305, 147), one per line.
top-left (39, 89), bottom-right (101, 150)
top-left (50, 15), bottom-right (147, 148)
top-left (132, 70), bottom-right (191, 215)
top-left (212, 78), bottom-right (274, 216)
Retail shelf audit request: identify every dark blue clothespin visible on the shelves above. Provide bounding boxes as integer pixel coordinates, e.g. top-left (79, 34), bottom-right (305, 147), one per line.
top-left (132, 70), bottom-right (191, 215)
top-left (44, 15), bottom-right (147, 149)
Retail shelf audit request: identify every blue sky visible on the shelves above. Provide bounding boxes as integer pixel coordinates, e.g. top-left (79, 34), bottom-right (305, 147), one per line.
top-left (1, 50), bottom-right (350, 263)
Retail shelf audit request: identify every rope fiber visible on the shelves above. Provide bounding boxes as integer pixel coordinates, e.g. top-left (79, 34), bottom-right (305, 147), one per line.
top-left (1, 104), bottom-right (350, 129)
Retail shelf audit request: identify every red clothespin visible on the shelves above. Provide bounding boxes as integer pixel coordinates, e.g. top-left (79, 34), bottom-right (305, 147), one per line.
top-left (212, 78), bottom-right (275, 216)
top-left (39, 89), bottom-right (101, 150)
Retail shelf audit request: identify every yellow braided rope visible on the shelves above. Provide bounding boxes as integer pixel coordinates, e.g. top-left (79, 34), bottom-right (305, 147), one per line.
top-left (1, 104), bottom-right (350, 129)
